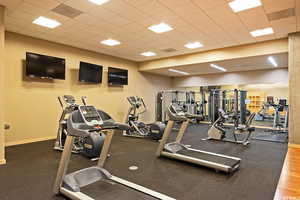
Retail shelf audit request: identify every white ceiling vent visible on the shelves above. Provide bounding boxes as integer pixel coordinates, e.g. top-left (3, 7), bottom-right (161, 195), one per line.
top-left (267, 8), bottom-right (295, 21)
top-left (52, 4), bottom-right (83, 19)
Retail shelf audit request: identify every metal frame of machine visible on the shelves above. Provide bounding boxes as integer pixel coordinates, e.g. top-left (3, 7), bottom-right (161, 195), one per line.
top-left (253, 97), bottom-right (289, 143)
top-left (156, 90), bottom-right (203, 123)
top-left (124, 96), bottom-right (165, 140)
top-left (54, 95), bottom-right (83, 153)
top-left (204, 89), bottom-right (256, 145)
top-left (53, 105), bottom-right (175, 200)
top-left (156, 104), bottom-right (241, 173)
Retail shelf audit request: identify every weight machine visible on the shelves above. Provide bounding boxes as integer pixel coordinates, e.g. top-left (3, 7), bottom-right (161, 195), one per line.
top-left (208, 89), bottom-right (248, 125)
top-left (156, 90), bottom-right (204, 122)
top-left (253, 98), bottom-right (289, 143)
top-left (204, 89), bottom-right (255, 145)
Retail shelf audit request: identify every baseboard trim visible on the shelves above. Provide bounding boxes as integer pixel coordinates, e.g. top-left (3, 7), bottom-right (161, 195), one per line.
top-left (0, 159), bottom-right (6, 165)
top-left (288, 143), bottom-right (300, 149)
top-left (5, 136), bottom-right (56, 147)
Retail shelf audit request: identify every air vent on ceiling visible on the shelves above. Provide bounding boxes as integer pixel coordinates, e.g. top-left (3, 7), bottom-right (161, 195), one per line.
top-left (162, 48), bottom-right (177, 53)
top-left (267, 8), bottom-right (295, 21)
top-left (52, 4), bottom-right (83, 19)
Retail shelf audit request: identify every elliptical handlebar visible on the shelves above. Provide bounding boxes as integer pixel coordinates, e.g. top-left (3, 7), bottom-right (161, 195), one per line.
top-left (127, 96), bottom-right (147, 116)
top-left (58, 96), bottom-right (64, 109)
top-left (58, 95), bottom-right (78, 110)
top-left (138, 97), bottom-right (147, 115)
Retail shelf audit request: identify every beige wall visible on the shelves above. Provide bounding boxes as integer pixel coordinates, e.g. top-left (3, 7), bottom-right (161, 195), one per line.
top-left (4, 32), bottom-right (172, 146)
top-left (0, 6), bottom-right (5, 164)
top-left (172, 68), bottom-right (288, 88)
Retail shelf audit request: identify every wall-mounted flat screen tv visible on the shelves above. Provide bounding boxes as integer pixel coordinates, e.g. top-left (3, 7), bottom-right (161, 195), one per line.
top-left (26, 52), bottom-right (65, 80)
top-left (108, 67), bottom-right (128, 85)
top-left (79, 61), bottom-right (103, 83)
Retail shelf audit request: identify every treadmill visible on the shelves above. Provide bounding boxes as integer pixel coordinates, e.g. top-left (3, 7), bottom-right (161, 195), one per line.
top-left (53, 105), bottom-right (175, 200)
top-left (156, 104), bottom-right (241, 173)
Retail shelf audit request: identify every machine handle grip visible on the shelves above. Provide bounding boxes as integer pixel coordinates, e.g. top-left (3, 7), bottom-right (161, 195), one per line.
top-left (81, 96), bottom-right (88, 106)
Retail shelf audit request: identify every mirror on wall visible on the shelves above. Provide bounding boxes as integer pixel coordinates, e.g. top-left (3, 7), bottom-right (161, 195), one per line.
top-left (162, 83), bottom-right (289, 143)
top-left (180, 83), bottom-right (289, 127)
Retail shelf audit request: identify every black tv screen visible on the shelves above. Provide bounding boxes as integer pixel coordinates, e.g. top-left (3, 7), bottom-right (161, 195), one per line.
top-left (26, 52), bottom-right (65, 80)
top-left (108, 67), bottom-right (128, 85)
top-left (79, 61), bottom-right (103, 83)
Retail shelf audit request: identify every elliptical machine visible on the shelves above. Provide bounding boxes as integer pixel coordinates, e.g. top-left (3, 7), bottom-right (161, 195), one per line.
top-left (124, 96), bottom-right (165, 140)
top-left (54, 95), bottom-right (105, 159)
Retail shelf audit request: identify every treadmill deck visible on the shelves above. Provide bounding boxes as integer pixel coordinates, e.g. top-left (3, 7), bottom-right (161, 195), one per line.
top-left (174, 148), bottom-right (240, 168)
top-left (81, 179), bottom-right (158, 200)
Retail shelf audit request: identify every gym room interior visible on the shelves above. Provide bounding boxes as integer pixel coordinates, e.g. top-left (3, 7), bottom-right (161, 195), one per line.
top-left (0, 0), bottom-right (299, 200)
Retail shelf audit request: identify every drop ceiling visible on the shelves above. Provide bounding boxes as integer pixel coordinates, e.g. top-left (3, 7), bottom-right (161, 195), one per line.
top-left (148, 53), bottom-right (288, 77)
top-left (1, 0), bottom-right (298, 61)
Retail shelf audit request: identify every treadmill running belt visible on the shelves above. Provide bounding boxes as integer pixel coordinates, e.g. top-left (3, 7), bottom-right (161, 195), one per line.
top-left (81, 179), bottom-right (158, 200)
top-left (177, 149), bottom-right (240, 168)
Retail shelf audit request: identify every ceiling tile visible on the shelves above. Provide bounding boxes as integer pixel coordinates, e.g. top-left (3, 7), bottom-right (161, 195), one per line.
top-left (3, 0), bottom-right (295, 61)
top-left (192, 0), bottom-right (227, 10)
top-left (0, 0), bottom-right (23, 12)
top-left (24, 0), bottom-right (60, 10)
top-left (238, 7), bottom-right (271, 30)
top-left (262, 0), bottom-right (295, 13)
top-left (271, 16), bottom-right (297, 36)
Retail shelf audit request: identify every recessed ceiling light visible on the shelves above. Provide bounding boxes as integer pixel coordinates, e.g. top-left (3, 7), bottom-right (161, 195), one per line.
top-left (250, 27), bottom-right (274, 37)
top-left (141, 51), bottom-right (156, 57)
top-left (101, 39), bottom-right (121, 46)
top-left (268, 56), bottom-right (278, 67)
top-left (229, 0), bottom-right (262, 12)
top-left (184, 42), bottom-right (204, 49)
top-left (148, 22), bottom-right (173, 34)
top-left (32, 16), bottom-right (61, 29)
top-left (88, 0), bottom-right (110, 5)
top-left (210, 64), bottom-right (227, 72)
top-left (168, 69), bottom-right (189, 75)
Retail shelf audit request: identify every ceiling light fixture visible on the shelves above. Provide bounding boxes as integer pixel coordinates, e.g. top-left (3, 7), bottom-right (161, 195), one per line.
top-left (229, 0), bottom-right (262, 12)
top-left (32, 16), bottom-right (61, 29)
top-left (168, 69), bottom-right (190, 75)
top-left (100, 39), bottom-right (121, 46)
top-left (268, 56), bottom-right (278, 67)
top-left (250, 27), bottom-right (274, 37)
top-left (184, 42), bottom-right (204, 49)
top-left (88, 0), bottom-right (110, 5)
top-left (141, 51), bottom-right (156, 57)
top-left (148, 22), bottom-right (173, 34)
top-left (210, 64), bottom-right (227, 72)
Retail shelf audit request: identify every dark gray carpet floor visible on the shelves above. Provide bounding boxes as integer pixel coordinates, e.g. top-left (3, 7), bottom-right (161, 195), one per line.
top-left (0, 124), bottom-right (287, 200)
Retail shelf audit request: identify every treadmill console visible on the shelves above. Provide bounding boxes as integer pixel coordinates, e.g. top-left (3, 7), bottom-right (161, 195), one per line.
top-left (78, 105), bottom-right (103, 126)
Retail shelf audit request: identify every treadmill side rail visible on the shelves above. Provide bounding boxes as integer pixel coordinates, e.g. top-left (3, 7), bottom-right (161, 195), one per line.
top-left (161, 152), bottom-right (234, 173)
top-left (61, 187), bottom-right (94, 200)
top-left (111, 176), bottom-right (176, 200)
top-left (157, 117), bottom-right (242, 173)
top-left (187, 147), bottom-right (241, 161)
